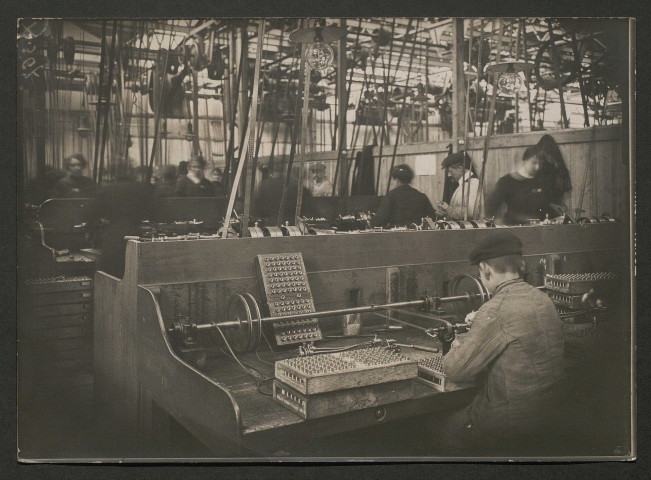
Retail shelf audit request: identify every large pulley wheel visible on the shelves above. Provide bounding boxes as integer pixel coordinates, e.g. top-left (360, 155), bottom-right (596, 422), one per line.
top-left (263, 226), bottom-right (283, 237)
top-left (449, 274), bottom-right (490, 318)
top-left (224, 294), bottom-right (262, 353)
top-left (178, 38), bottom-right (205, 71)
top-left (282, 225), bottom-right (302, 236)
top-left (534, 36), bottom-right (587, 91)
top-left (248, 226), bottom-right (265, 237)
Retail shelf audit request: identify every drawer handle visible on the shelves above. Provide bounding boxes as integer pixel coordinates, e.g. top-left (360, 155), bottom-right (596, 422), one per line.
top-left (374, 407), bottom-right (387, 422)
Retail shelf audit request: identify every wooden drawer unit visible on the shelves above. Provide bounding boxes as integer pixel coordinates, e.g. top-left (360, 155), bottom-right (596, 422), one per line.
top-left (30, 313), bottom-right (92, 330)
top-left (32, 302), bottom-right (92, 317)
top-left (21, 276), bottom-right (95, 388)
top-left (32, 290), bottom-right (93, 307)
top-left (24, 276), bottom-right (93, 294)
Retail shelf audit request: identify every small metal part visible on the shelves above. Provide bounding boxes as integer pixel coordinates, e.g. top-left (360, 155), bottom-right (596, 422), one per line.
top-left (394, 343), bottom-right (440, 353)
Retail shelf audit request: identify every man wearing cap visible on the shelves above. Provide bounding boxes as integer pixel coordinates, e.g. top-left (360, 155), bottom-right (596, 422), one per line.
top-left (435, 151), bottom-right (479, 221)
top-left (438, 231), bottom-right (565, 454)
top-left (309, 163), bottom-right (333, 197)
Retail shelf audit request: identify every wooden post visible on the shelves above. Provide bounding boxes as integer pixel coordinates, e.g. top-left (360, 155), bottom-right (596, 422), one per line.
top-left (333, 19), bottom-right (350, 196)
top-left (451, 18), bottom-right (466, 153)
top-left (295, 59), bottom-right (312, 223)
top-left (473, 18), bottom-right (503, 217)
top-left (221, 42), bottom-right (232, 170)
top-left (241, 20), bottom-right (265, 235)
top-left (237, 23), bottom-right (249, 155)
top-left (336, 20), bottom-right (348, 156)
top-left (548, 20), bottom-right (569, 129)
top-left (237, 23), bottom-right (250, 198)
top-left (514, 19), bottom-right (522, 133)
top-left (223, 24), bottom-right (238, 190)
top-left (191, 69), bottom-right (201, 157)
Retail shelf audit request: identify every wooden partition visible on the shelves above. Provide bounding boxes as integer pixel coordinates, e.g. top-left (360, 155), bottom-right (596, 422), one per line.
top-left (263, 125), bottom-right (628, 220)
top-left (93, 222), bottom-right (630, 454)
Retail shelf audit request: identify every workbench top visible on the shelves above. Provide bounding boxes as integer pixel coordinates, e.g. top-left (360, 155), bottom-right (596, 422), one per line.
top-left (196, 327), bottom-right (476, 451)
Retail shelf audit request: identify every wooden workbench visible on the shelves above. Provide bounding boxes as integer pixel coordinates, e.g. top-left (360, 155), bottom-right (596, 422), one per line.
top-left (93, 223), bottom-right (630, 457)
top-left (137, 281), bottom-right (475, 456)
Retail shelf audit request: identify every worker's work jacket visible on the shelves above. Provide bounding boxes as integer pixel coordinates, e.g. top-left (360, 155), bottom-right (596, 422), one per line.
top-left (442, 279), bottom-right (565, 438)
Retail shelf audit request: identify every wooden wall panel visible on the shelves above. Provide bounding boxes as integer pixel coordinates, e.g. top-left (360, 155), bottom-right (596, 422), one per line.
top-left (135, 223), bottom-right (627, 286)
top-left (257, 126), bottom-right (629, 220)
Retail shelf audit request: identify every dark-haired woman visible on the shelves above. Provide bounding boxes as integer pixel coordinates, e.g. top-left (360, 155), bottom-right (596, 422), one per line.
top-left (536, 134), bottom-right (572, 216)
top-left (486, 146), bottom-right (554, 225)
top-left (373, 164), bottom-right (436, 228)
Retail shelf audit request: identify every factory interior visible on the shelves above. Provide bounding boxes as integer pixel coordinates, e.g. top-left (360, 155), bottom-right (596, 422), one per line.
top-left (16, 17), bottom-right (634, 461)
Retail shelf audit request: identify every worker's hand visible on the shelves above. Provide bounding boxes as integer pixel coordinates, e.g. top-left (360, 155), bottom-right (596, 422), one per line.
top-left (436, 201), bottom-right (449, 213)
top-left (464, 310), bottom-right (477, 327)
top-left (451, 333), bottom-right (468, 349)
top-left (549, 203), bottom-right (566, 216)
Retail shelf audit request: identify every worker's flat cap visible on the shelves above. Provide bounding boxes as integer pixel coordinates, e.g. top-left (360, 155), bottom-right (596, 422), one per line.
top-left (309, 163), bottom-right (326, 172)
top-left (441, 152), bottom-right (472, 169)
top-left (469, 231), bottom-right (523, 265)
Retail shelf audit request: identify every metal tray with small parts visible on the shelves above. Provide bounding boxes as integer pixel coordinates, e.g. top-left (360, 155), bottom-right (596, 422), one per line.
top-left (272, 378), bottom-right (414, 420)
top-left (254, 252), bottom-right (322, 346)
top-left (274, 346), bottom-right (417, 395)
top-left (415, 355), bottom-right (449, 392)
top-left (544, 272), bottom-right (618, 294)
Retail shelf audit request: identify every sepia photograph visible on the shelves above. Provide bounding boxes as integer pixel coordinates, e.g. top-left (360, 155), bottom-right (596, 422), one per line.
top-left (15, 16), bottom-right (635, 462)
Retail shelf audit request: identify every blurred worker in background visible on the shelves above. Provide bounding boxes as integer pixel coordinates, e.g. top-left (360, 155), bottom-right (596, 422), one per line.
top-left (51, 153), bottom-right (95, 198)
top-left (536, 134), bottom-right (572, 216)
top-left (177, 160), bottom-right (189, 177)
top-left (252, 162), bottom-right (313, 226)
top-left (373, 164), bottom-right (436, 228)
top-left (485, 146), bottom-right (555, 225)
top-left (174, 156), bottom-right (215, 197)
top-left (436, 151), bottom-right (480, 220)
top-left (85, 160), bottom-right (156, 278)
top-left (154, 165), bottom-right (178, 197)
top-left (309, 163), bottom-right (333, 197)
top-left (210, 166), bottom-right (227, 197)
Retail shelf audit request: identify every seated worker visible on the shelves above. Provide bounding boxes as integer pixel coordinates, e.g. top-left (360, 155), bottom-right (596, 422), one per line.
top-left (485, 145), bottom-right (554, 225)
top-left (373, 164), bottom-right (436, 228)
top-left (309, 163), bottom-right (333, 197)
top-left (435, 151), bottom-right (480, 220)
top-left (174, 156), bottom-right (215, 197)
top-left (439, 231), bottom-right (565, 455)
top-left (51, 153), bottom-right (95, 198)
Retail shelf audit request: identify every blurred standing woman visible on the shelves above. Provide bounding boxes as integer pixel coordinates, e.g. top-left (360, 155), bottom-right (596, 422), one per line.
top-left (536, 134), bottom-right (572, 216)
top-left (373, 164), bottom-right (436, 228)
top-left (486, 146), bottom-right (555, 225)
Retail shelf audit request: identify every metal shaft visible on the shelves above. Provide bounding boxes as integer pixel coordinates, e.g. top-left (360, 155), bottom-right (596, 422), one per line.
top-left (196, 293), bottom-right (482, 331)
